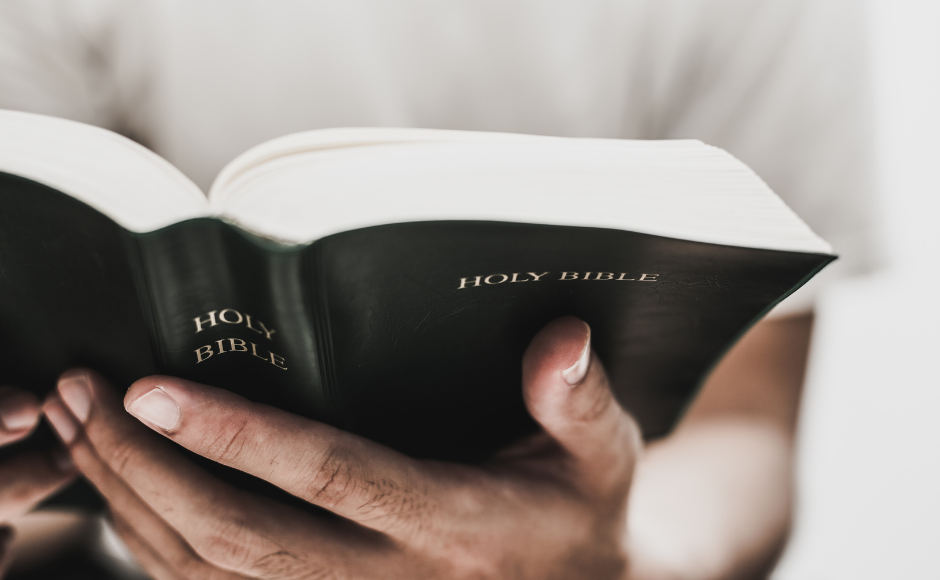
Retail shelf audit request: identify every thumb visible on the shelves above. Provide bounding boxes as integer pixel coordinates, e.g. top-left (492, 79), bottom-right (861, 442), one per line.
top-left (522, 317), bottom-right (642, 497)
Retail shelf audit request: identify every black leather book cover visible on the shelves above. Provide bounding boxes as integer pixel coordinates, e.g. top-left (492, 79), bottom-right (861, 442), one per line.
top-left (0, 171), bottom-right (833, 502)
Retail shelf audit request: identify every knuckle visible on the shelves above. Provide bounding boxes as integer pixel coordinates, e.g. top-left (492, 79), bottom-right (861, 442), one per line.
top-left (107, 437), bottom-right (147, 478)
top-left (298, 445), bottom-right (432, 536)
top-left (197, 517), bottom-right (262, 570)
top-left (169, 550), bottom-right (212, 580)
top-left (357, 477), bottom-right (433, 537)
top-left (198, 519), bottom-right (341, 580)
top-left (199, 414), bottom-right (254, 465)
top-left (572, 381), bottom-right (615, 425)
top-left (300, 445), bottom-right (358, 509)
top-left (250, 550), bottom-right (336, 580)
top-left (430, 531), bottom-right (513, 580)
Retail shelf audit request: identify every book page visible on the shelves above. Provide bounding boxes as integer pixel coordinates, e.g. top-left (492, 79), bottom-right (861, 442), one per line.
top-left (0, 110), bottom-right (209, 232)
top-left (210, 128), bottom-right (832, 254)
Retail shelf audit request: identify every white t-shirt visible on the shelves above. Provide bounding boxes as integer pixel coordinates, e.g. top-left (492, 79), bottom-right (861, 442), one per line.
top-left (0, 0), bottom-right (880, 313)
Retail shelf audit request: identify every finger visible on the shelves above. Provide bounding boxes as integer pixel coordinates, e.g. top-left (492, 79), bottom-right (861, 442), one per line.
top-left (0, 447), bottom-right (75, 521)
top-left (46, 371), bottom-right (384, 578)
top-left (522, 317), bottom-right (642, 498)
top-left (0, 387), bottom-right (41, 445)
top-left (123, 373), bottom-right (434, 537)
top-left (111, 514), bottom-right (187, 580)
top-left (111, 513), bottom-right (240, 580)
top-left (0, 525), bottom-right (14, 577)
top-left (45, 393), bottom-right (271, 580)
top-left (111, 517), bottom-right (183, 580)
top-left (44, 394), bottom-right (212, 568)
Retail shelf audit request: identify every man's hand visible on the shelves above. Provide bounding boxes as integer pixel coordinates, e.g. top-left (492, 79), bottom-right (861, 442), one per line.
top-left (0, 386), bottom-right (76, 576)
top-left (43, 317), bottom-right (643, 580)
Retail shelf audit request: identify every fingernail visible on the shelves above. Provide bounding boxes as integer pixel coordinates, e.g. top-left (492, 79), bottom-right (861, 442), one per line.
top-left (52, 446), bottom-right (75, 472)
top-left (58, 375), bottom-right (92, 423)
top-left (44, 398), bottom-right (79, 444)
top-left (127, 388), bottom-right (180, 431)
top-left (562, 326), bottom-right (592, 386)
top-left (0, 395), bottom-right (38, 432)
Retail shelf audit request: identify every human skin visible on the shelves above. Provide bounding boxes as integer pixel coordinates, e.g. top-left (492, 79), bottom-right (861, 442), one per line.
top-left (0, 386), bottom-right (76, 575)
top-left (38, 314), bottom-right (811, 580)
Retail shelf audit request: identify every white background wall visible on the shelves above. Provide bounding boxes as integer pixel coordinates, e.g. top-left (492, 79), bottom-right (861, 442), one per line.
top-left (773, 1), bottom-right (940, 578)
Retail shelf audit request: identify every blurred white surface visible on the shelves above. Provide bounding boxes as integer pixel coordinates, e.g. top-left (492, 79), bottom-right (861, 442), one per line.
top-left (773, 1), bottom-right (940, 578)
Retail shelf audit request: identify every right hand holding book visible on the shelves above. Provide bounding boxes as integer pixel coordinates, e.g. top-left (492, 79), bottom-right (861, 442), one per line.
top-left (44, 317), bottom-right (649, 580)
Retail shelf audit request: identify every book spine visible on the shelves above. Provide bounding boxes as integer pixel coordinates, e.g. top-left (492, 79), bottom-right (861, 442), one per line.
top-left (125, 219), bottom-right (333, 423)
top-left (309, 241), bottom-right (342, 423)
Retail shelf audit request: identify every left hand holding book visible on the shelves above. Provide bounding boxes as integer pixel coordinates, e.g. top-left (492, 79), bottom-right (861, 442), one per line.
top-left (43, 318), bottom-right (644, 580)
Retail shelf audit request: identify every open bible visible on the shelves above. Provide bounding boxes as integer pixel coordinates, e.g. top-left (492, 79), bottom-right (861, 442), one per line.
top-left (0, 109), bottom-right (833, 462)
